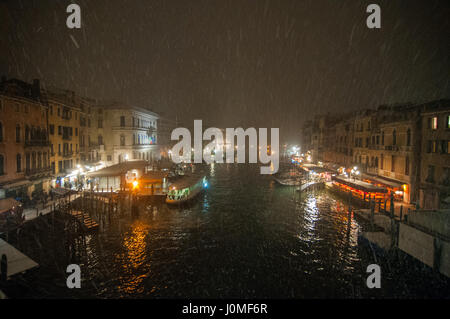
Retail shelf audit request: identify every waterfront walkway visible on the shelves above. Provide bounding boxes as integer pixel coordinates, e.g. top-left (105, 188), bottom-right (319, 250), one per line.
top-left (22, 193), bottom-right (81, 222)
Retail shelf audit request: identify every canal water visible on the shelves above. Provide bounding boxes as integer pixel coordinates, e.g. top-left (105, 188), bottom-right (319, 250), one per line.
top-left (6, 164), bottom-right (450, 298)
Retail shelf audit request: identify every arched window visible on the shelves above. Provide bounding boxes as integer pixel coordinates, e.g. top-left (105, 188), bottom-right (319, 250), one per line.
top-left (16, 124), bottom-right (21, 142)
top-left (16, 154), bottom-right (22, 172)
top-left (0, 154), bottom-right (4, 175)
top-left (406, 128), bottom-right (411, 146)
top-left (393, 129), bottom-right (397, 145)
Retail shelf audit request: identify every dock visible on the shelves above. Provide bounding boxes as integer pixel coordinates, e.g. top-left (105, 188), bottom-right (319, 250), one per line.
top-left (0, 239), bottom-right (39, 280)
top-left (69, 210), bottom-right (99, 232)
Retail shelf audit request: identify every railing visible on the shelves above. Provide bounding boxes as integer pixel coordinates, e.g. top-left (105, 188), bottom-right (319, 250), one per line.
top-left (62, 134), bottom-right (72, 141)
top-left (62, 151), bottom-right (74, 158)
top-left (25, 167), bottom-right (52, 176)
top-left (24, 140), bottom-right (50, 147)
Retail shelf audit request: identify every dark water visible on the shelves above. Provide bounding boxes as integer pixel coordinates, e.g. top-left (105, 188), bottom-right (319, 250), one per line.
top-left (6, 164), bottom-right (450, 298)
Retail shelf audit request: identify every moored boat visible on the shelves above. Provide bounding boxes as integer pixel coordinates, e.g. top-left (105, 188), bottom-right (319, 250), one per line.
top-left (166, 174), bottom-right (208, 204)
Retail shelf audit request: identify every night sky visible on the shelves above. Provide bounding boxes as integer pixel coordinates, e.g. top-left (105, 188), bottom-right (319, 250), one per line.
top-left (0, 0), bottom-right (449, 142)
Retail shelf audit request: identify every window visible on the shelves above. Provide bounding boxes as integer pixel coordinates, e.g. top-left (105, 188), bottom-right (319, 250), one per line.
top-left (392, 129), bottom-right (396, 145)
top-left (120, 135), bottom-right (125, 146)
top-left (441, 140), bottom-right (449, 154)
top-left (88, 119), bottom-right (91, 127)
top-left (391, 155), bottom-right (395, 172)
top-left (406, 129), bottom-right (411, 146)
top-left (442, 168), bottom-right (450, 186)
top-left (426, 165), bottom-right (435, 183)
top-left (15, 103), bottom-right (20, 112)
top-left (120, 116), bottom-right (125, 127)
top-left (380, 154), bottom-right (384, 169)
top-left (57, 107), bottom-right (60, 116)
top-left (0, 154), bottom-right (4, 175)
top-left (0, 98), bottom-right (3, 111)
top-left (75, 128), bottom-right (78, 136)
top-left (49, 125), bottom-right (54, 135)
top-left (405, 156), bottom-right (409, 175)
top-left (58, 126), bottom-right (62, 135)
top-left (98, 119), bottom-right (103, 128)
top-left (98, 135), bottom-right (103, 145)
top-left (107, 155), bottom-right (112, 161)
top-left (381, 131), bottom-right (384, 145)
top-left (0, 122), bottom-right (3, 142)
top-left (430, 117), bottom-right (438, 130)
top-left (432, 141), bottom-right (437, 153)
top-left (447, 115), bottom-right (450, 129)
top-left (16, 125), bottom-right (21, 142)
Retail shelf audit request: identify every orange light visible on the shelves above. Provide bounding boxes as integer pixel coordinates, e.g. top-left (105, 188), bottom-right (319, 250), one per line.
top-left (132, 180), bottom-right (139, 189)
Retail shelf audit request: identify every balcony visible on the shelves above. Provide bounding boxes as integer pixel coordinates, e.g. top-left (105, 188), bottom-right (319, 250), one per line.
top-left (62, 151), bottom-right (74, 158)
top-left (24, 140), bottom-right (50, 147)
top-left (384, 145), bottom-right (400, 152)
top-left (62, 134), bottom-right (72, 141)
top-left (25, 167), bottom-right (52, 177)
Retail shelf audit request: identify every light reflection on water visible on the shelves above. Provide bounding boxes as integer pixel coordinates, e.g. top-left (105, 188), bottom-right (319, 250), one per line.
top-left (13, 163), bottom-right (450, 298)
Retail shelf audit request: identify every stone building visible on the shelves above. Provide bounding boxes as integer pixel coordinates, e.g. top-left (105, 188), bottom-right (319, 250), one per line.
top-left (95, 101), bottom-right (160, 165)
top-left (44, 87), bottom-right (82, 185)
top-left (366, 104), bottom-right (421, 204)
top-left (418, 100), bottom-right (450, 209)
top-left (0, 78), bottom-right (51, 200)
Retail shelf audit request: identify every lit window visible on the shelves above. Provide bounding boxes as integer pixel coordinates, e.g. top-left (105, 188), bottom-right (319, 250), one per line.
top-left (431, 117), bottom-right (438, 130)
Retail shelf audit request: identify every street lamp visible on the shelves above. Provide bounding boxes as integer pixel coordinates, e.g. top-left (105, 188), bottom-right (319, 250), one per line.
top-left (350, 167), bottom-right (360, 181)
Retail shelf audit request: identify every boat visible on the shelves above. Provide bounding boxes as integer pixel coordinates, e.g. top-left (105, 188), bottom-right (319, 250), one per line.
top-left (166, 174), bottom-right (208, 204)
top-left (273, 171), bottom-right (303, 186)
top-left (273, 177), bottom-right (302, 186)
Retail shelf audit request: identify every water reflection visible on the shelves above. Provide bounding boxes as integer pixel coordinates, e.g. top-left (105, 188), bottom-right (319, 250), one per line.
top-left (117, 220), bottom-right (149, 294)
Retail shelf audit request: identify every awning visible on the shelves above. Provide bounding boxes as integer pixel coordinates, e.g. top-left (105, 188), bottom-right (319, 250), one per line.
top-left (0, 198), bottom-right (22, 214)
top-left (362, 174), bottom-right (404, 188)
top-left (332, 176), bottom-right (387, 193)
top-left (87, 160), bottom-right (148, 177)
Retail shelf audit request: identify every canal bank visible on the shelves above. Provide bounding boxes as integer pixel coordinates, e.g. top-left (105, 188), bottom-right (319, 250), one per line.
top-left (1, 164), bottom-right (449, 298)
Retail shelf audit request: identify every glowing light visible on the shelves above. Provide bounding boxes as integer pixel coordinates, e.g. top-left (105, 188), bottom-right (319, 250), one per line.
top-left (132, 180), bottom-right (139, 189)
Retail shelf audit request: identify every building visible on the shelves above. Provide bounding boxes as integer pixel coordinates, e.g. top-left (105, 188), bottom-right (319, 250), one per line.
top-left (95, 101), bottom-right (160, 165)
top-left (0, 78), bottom-right (51, 201)
top-left (364, 104), bottom-right (421, 204)
top-left (44, 87), bottom-right (82, 187)
top-left (155, 114), bottom-right (177, 160)
top-left (418, 100), bottom-right (450, 209)
top-left (302, 100), bottom-right (450, 206)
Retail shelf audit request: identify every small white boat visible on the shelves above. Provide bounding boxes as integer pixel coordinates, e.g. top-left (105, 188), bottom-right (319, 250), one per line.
top-left (273, 177), bottom-right (302, 186)
top-left (166, 175), bottom-right (207, 204)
